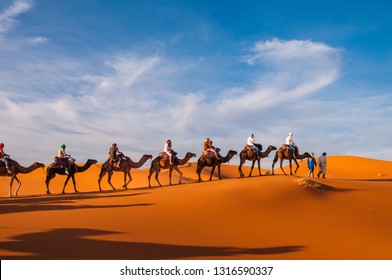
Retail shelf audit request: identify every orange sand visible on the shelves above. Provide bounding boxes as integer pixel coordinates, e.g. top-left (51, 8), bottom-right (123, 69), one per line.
top-left (1, 156), bottom-right (392, 259)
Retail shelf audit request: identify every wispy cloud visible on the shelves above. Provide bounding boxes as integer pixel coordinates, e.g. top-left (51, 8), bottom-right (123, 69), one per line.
top-left (219, 38), bottom-right (341, 114)
top-left (0, 0), bottom-right (32, 38)
top-left (30, 36), bottom-right (48, 43)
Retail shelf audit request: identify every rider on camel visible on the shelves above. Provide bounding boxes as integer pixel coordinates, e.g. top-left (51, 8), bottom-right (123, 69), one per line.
top-left (246, 133), bottom-right (260, 157)
top-left (203, 137), bottom-right (220, 159)
top-left (163, 139), bottom-right (173, 165)
top-left (55, 144), bottom-right (73, 174)
top-left (109, 143), bottom-right (124, 168)
top-left (285, 132), bottom-right (296, 158)
top-left (0, 143), bottom-right (12, 173)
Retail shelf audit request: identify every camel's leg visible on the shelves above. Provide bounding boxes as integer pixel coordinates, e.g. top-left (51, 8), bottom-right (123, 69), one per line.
top-left (293, 158), bottom-right (300, 175)
top-left (71, 176), bottom-right (78, 193)
top-left (197, 168), bottom-right (203, 181)
top-left (272, 153), bottom-right (279, 175)
top-left (154, 167), bottom-right (162, 187)
top-left (97, 168), bottom-right (107, 191)
top-left (106, 171), bottom-right (116, 190)
top-left (124, 170), bottom-right (132, 189)
top-left (62, 175), bottom-right (72, 193)
top-left (249, 160), bottom-right (256, 177)
top-left (218, 163), bottom-right (222, 180)
top-left (45, 179), bottom-right (51, 194)
top-left (148, 167), bottom-right (154, 187)
top-left (288, 159), bottom-right (293, 175)
top-left (14, 177), bottom-right (22, 196)
top-left (45, 173), bottom-right (54, 194)
top-left (173, 166), bottom-right (183, 184)
top-left (280, 158), bottom-right (287, 175)
top-left (238, 154), bottom-right (247, 178)
top-left (9, 175), bottom-right (16, 197)
top-left (169, 167), bottom-right (173, 185)
top-left (123, 171), bottom-right (127, 188)
top-left (209, 165), bottom-right (216, 181)
top-left (238, 159), bottom-right (245, 178)
top-left (197, 160), bottom-right (204, 182)
top-left (257, 159), bottom-right (262, 176)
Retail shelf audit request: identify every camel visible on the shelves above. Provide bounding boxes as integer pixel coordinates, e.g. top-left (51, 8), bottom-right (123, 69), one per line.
top-left (45, 159), bottom-right (97, 194)
top-left (148, 152), bottom-right (196, 187)
top-left (0, 160), bottom-right (45, 196)
top-left (98, 154), bottom-right (153, 191)
top-left (196, 149), bottom-right (237, 182)
top-left (238, 145), bottom-right (277, 178)
top-left (271, 145), bottom-right (311, 175)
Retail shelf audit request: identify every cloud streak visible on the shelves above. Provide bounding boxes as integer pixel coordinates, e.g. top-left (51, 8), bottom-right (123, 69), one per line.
top-left (219, 39), bottom-right (341, 114)
top-left (0, 0), bottom-right (32, 38)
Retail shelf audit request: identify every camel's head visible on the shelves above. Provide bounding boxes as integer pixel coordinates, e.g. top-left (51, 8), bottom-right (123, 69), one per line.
top-left (229, 150), bottom-right (238, 155)
top-left (34, 162), bottom-right (45, 168)
top-left (269, 145), bottom-right (277, 151)
top-left (187, 152), bottom-right (197, 158)
top-left (144, 154), bottom-right (153, 160)
top-left (87, 159), bottom-right (98, 165)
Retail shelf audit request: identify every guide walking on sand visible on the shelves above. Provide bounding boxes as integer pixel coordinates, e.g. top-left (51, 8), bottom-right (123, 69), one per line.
top-left (317, 152), bottom-right (327, 178)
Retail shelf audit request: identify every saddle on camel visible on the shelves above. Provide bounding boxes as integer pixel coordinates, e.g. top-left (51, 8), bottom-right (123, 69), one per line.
top-left (242, 143), bottom-right (263, 159)
top-left (159, 150), bottom-right (177, 168)
top-left (201, 147), bottom-right (221, 163)
top-left (281, 143), bottom-right (299, 157)
top-left (0, 158), bottom-right (12, 173)
top-left (50, 155), bottom-right (75, 171)
top-left (241, 133), bottom-right (263, 159)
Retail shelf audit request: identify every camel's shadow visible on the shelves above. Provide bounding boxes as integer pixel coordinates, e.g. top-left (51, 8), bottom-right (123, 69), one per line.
top-left (0, 191), bottom-right (152, 215)
top-left (0, 227), bottom-right (305, 260)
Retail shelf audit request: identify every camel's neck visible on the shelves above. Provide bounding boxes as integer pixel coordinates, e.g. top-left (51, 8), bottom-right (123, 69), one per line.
top-left (76, 162), bottom-right (93, 173)
top-left (129, 155), bottom-right (151, 168)
top-left (260, 146), bottom-right (275, 158)
top-left (221, 152), bottom-right (236, 163)
top-left (178, 154), bottom-right (194, 165)
top-left (295, 152), bottom-right (309, 159)
top-left (15, 162), bottom-right (41, 174)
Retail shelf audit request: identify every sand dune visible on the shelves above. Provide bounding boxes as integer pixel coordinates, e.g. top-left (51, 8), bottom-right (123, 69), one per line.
top-left (1, 156), bottom-right (392, 259)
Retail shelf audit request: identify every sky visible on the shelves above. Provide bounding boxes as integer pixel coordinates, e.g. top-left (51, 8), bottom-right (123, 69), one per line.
top-left (1, 0), bottom-right (392, 168)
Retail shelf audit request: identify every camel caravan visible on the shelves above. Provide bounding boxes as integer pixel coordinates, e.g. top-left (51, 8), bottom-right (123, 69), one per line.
top-left (0, 132), bottom-right (313, 196)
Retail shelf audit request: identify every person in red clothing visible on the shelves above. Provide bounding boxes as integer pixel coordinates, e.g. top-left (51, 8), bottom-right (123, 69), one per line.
top-left (0, 143), bottom-right (12, 173)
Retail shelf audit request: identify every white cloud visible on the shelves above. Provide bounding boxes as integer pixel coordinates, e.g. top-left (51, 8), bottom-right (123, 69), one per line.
top-left (244, 38), bottom-right (339, 64)
top-left (30, 36), bottom-right (48, 43)
top-left (0, 0), bottom-right (32, 37)
top-left (219, 38), bottom-right (341, 114)
top-left (93, 54), bottom-right (160, 92)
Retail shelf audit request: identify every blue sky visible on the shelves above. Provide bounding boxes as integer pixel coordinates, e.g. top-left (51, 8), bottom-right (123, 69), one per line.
top-left (1, 0), bottom-right (391, 167)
